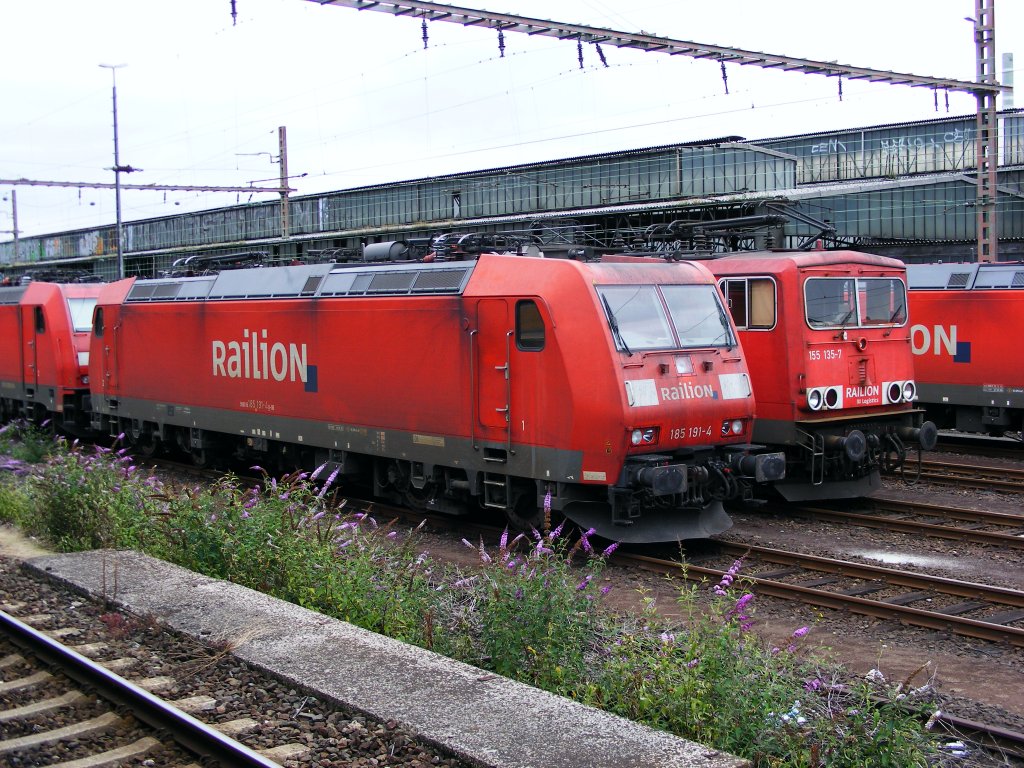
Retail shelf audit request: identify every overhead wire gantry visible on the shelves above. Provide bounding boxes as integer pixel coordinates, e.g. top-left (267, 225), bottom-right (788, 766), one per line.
top-left (305, 0), bottom-right (1009, 261)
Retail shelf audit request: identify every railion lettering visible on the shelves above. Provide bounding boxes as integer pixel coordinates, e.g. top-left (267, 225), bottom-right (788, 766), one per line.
top-left (660, 382), bottom-right (717, 401)
top-left (211, 329), bottom-right (308, 383)
top-left (845, 384), bottom-right (880, 399)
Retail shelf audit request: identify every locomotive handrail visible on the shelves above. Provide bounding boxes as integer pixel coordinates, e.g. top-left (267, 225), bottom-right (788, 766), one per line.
top-left (468, 328), bottom-right (478, 451)
top-left (504, 330), bottom-right (515, 457)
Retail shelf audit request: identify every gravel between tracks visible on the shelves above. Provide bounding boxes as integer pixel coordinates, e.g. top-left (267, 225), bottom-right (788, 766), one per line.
top-left (0, 543), bottom-right (471, 768)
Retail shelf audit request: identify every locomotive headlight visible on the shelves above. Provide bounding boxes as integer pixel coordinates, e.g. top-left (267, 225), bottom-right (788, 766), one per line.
top-left (824, 386), bottom-right (841, 409)
top-left (807, 389), bottom-right (823, 411)
top-left (887, 381), bottom-right (903, 403)
top-left (630, 427), bottom-right (659, 446)
top-left (902, 380), bottom-right (916, 401)
top-left (721, 418), bottom-right (745, 436)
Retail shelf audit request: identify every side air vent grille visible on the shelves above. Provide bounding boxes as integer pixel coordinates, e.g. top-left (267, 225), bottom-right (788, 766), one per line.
top-left (946, 273), bottom-right (970, 289)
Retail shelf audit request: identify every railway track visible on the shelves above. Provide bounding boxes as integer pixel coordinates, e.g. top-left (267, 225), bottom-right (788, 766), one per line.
top-left (612, 543), bottom-right (1024, 758)
top-left (625, 542), bottom-right (1024, 647)
top-left (935, 433), bottom-right (1024, 461)
top-left (784, 498), bottom-right (1024, 549)
top-left (0, 607), bottom-right (302, 767)
top-left (900, 458), bottom-right (1024, 493)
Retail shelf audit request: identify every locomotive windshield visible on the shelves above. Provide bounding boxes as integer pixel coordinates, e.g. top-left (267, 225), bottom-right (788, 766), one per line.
top-left (597, 284), bottom-right (736, 351)
top-left (804, 277), bottom-right (906, 329)
top-left (66, 297), bottom-right (98, 333)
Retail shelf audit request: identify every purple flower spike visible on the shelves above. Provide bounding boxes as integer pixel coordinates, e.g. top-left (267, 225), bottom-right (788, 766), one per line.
top-left (549, 519), bottom-right (565, 541)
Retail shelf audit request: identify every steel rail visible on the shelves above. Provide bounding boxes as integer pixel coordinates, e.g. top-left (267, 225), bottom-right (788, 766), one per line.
top-left (914, 460), bottom-right (1024, 492)
top-left (788, 505), bottom-right (1024, 549)
top-left (0, 609), bottom-right (281, 768)
top-left (937, 712), bottom-right (1024, 760)
top-left (869, 496), bottom-right (1024, 527)
top-left (624, 545), bottom-right (1024, 646)
top-left (713, 542), bottom-right (1024, 606)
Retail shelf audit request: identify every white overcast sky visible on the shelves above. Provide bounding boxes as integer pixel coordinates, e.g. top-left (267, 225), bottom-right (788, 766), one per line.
top-left (1, 0), bottom-right (1020, 238)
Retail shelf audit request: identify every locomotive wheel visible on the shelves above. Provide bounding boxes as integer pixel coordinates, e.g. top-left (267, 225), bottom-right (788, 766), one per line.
top-left (504, 493), bottom-right (546, 533)
top-left (403, 484), bottom-right (434, 511)
top-left (131, 432), bottom-right (159, 458)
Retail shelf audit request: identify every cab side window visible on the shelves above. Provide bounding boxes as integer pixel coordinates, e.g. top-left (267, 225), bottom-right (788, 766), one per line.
top-left (34, 307), bottom-right (45, 334)
top-left (516, 300), bottom-right (545, 351)
top-left (720, 278), bottom-right (775, 330)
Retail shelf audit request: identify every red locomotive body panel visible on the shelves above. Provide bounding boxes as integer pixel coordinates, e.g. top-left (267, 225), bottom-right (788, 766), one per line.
top-left (90, 254), bottom-right (782, 541)
top-left (0, 282), bottom-right (100, 430)
top-left (906, 262), bottom-right (1024, 436)
top-left (706, 249), bottom-right (935, 499)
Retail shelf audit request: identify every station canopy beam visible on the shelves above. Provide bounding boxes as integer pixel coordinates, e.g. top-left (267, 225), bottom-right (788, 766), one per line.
top-left (0, 179), bottom-right (292, 193)
top-left (306, 0), bottom-right (1005, 95)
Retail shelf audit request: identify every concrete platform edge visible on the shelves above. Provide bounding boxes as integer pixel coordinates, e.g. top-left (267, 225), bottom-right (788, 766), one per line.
top-left (23, 549), bottom-right (748, 768)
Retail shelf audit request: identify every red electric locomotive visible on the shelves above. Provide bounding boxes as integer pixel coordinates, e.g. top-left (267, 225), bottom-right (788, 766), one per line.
top-left (905, 261), bottom-right (1024, 439)
top-left (0, 282), bottom-right (101, 433)
top-left (88, 253), bottom-right (784, 542)
top-left (703, 249), bottom-right (937, 500)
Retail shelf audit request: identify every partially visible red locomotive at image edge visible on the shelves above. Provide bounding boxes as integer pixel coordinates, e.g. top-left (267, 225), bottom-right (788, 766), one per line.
top-left (703, 249), bottom-right (938, 500)
top-left (0, 282), bottom-right (101, 433)
top-left (905, 261), bottom-right (1024, 439)
top-left (87, 253), bottom-right (784, 543)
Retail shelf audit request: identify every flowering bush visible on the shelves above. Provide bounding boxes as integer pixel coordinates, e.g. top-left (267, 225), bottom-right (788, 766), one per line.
top-left (20, 436), bottom-right (162, 551)
top-left (0, 438), bottom-right (948, 767)
top-left (436, 509), bottom-right (617, 693)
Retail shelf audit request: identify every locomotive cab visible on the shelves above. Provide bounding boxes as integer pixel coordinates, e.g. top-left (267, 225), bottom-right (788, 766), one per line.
top-left (0, 282), bottom-right (101, 433)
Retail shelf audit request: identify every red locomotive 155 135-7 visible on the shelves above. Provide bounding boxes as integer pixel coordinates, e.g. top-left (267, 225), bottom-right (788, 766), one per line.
top-left (705, 248), bottom-right (937, 499)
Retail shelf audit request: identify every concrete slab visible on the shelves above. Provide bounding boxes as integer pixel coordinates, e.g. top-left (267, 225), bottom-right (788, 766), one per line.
top-left (25, 549), bottom-right (748, 768)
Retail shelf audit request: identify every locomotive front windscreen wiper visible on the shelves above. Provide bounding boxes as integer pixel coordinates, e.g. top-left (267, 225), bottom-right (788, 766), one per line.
top-left (601, 293), bottom-right (633, 356)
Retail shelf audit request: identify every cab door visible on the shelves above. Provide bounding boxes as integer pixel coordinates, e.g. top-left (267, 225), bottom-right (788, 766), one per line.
top-left (474, 299), bottom-right (512, 446)
top-left (20, 305), bottom-right (41, 398)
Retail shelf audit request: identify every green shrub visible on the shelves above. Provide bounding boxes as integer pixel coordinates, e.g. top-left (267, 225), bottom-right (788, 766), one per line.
top-left (1, 443), bottom-right (951, 767)
top-left (0, 420), bottom-right (58, 464)
top-left (23, 440), bottom-right (160, 551)
top-left (0, 478), bottom-right (33, 526)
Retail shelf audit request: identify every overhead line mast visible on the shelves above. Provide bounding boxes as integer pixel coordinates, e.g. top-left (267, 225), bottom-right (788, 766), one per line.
top-left (305, 0), bottom-right (1008, 262)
